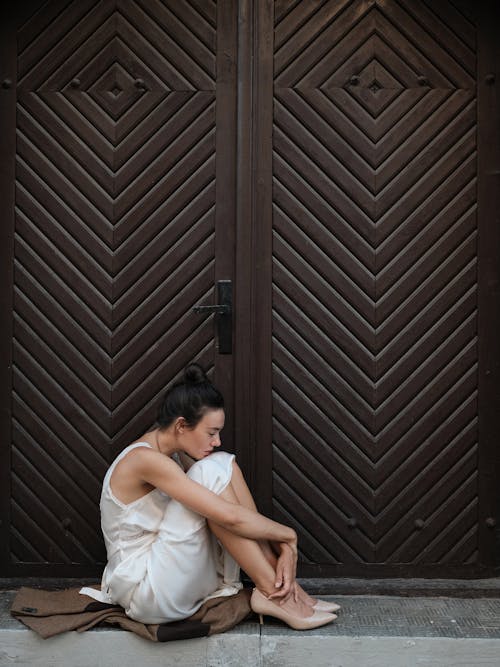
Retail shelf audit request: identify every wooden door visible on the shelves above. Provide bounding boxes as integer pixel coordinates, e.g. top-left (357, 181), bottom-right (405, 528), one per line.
top-left (0, 0), bottom-right (238, 576)
top-left (250, 0), bottom-right (500, 577)
top-left (1, 0), bottom-right (498, 580)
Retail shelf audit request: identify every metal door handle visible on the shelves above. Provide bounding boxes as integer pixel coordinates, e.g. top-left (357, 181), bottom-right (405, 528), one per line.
top-left (193, 304), bottom-right (230, 315)
top-left (193, 280), bottom-right (232, 354)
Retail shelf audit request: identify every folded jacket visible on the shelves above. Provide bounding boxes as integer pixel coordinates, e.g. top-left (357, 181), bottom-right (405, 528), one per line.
top-left (10, 585), bottom-right (252, 642)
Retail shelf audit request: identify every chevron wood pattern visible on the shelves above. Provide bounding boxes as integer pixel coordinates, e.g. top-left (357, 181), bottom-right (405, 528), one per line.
top-left (11, 0), bottom-right (218, 566)
top-left (271, 0), bottom-right (479, 568)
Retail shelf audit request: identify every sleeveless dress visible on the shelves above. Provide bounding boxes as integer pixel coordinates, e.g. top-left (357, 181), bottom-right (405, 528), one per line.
top-left (80, 443), bottom-right (242, 624)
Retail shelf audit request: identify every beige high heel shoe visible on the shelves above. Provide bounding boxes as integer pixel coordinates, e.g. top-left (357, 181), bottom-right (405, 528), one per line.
top-left (313, 599), bottom-right (341, 613)
top-left (250, 588), bottom-right (337, 630)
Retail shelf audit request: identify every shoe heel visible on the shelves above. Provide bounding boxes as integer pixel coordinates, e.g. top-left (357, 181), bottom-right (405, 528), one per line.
top-left (259, 613), bottom-right (264, 625)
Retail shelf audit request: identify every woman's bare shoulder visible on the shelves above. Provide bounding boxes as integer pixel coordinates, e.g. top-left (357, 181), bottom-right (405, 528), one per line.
top-left (119, 445), bottom-right (179, 470)
top-left (110, 446), bottom-right (182, 504)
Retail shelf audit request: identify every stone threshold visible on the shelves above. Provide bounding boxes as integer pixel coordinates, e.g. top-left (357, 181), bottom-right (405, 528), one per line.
top-left (2, 592), bottom-right (500, 666)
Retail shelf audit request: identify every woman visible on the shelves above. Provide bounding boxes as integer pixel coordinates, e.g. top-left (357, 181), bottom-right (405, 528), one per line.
top-left (81, 364), bottom-right (339, 630)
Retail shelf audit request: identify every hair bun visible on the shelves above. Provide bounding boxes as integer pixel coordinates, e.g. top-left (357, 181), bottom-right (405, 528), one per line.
top-left (183, 363), bottom-right (208, 385)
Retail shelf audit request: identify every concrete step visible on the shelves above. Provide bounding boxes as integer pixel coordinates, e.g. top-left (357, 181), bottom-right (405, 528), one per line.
top-left (2, 592), bottom-right (500, 667)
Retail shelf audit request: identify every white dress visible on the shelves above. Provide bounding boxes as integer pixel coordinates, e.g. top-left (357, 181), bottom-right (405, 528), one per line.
top-left (80, 443), bottom-right (242, 624)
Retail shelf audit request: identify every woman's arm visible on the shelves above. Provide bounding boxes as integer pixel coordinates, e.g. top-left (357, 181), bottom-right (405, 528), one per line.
top-left (132, 448), bottom-right (297, 547)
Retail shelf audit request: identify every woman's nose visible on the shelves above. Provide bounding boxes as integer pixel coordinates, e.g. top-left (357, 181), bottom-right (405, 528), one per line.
top-left (212, 435), bottom-right (221, 447)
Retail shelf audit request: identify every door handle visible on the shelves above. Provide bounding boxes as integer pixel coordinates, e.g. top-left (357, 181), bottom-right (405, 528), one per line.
top-left (192, 304), bottom-right (230, 315)
top-left (193, 280), bottom-right (232, 354)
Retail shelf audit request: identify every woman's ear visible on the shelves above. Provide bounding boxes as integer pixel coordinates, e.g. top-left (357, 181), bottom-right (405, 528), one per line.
top-left (175, 417), bottom-right (186, 434)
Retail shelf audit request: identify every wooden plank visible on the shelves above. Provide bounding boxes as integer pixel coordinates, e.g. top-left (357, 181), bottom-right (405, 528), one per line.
top-left (232, 0), bottom-right (254, 480)
top-left (476, 0), bottom-right (500, 567)
top-left (252, 0), bottom-right (276, 510)
top-left (0, 1), bottom-right (20, 575)
top-left (214, 0), bottom-right (237, 451)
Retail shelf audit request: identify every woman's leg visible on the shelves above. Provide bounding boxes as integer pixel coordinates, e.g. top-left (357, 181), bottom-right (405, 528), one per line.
top-left (208, 481), bottom-right (275, 596)
top-left (227, 463), bottom-right (279, 567)
top-left (227, 462), bottom-right (342, 613)
top-left (208, 478), bottom-right (314, 617)
top-left (226, 462), bottom-right (323, 607)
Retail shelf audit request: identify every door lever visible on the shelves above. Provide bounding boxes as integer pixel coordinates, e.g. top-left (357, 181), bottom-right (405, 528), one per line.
top-left (192, 304), bottom-right (230, 315)
top-left (192, 280), bottom-right (232, 354)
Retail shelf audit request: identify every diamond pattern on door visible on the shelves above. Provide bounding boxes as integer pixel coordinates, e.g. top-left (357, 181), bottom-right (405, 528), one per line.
top-left (271, 0), bottom-right (479, 569)
top-left (12, 0), bottom-right (218, 566)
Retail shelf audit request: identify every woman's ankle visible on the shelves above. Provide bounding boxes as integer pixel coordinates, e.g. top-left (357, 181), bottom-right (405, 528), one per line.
top-left (254, 581), bottom-right (278, 598)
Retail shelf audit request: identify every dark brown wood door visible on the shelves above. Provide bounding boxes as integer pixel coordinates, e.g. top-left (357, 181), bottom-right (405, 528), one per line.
top-left (1, 0), bottom-right (498, 579)
top-left (0, 0), bottom-right (237, 576)
top-left (250, 0), bottom-right (500, 577)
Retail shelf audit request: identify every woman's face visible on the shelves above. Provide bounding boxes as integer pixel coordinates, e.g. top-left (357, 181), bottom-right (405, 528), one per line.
top-left (179, 408), bottom-right (225, 459)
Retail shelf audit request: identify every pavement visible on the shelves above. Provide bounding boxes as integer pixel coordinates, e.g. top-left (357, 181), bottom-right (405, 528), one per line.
top-left (1, 584), bottom-right (500, 666)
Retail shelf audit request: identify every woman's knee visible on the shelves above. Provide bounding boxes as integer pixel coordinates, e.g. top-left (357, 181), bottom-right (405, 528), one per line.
top-left (223, 458), bottom-right (247, 497)
top-left (230, 460), bottom-right (244, 483)
top-left (226, 460), bottom-right (258, 510)
top-left (187, 452), bottom-right (235, 494)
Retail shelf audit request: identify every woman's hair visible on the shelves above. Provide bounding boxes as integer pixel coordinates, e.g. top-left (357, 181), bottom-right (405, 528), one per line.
top-left (157, 363), bottom-right (224, 429)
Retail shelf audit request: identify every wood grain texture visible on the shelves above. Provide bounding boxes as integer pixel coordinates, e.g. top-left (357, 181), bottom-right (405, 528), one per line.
top-left (3, 0), bottom-right (498, 578)
top-left (271, 0), bottom-right (481, 572)
top-left (10, 0), bottom-right (220, 569)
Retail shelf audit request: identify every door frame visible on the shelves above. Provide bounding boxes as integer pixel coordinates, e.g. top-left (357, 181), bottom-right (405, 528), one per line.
top-left (232, 0), bottom-right (274, 505)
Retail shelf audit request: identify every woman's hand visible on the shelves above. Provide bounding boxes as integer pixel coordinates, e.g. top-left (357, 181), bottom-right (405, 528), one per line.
top-left (268, 540), bottom-right (298, 602)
